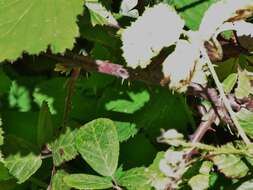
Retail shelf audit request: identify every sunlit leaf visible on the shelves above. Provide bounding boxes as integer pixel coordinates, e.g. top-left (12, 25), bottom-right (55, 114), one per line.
top-left (117, 167), bottom-right (149, 189)
top-left (51, 128), bottom-right (78, 166)
top-left (115, 121), bottom-right (138, 142)
top-left (173, 0), bottom-right (216, 30)
top-left (86, 1), bottom-right (118, 26)
top-left (162, 40), bottom-right (204, 92)
top-left (211, 154), bottom-right (249, 178)
top-left (236, 108), bottom-right (253, 139)
top-left (0, 0), bottom-right (84, 61)
top-left (9, 81), bottom-right (31, 112)
top-left (64, 174), bottom-right (112, 189)
top-left (235, 70), bottom-right (252, 99)
top-left (237, 179), bottom-right (253, 190)
top-left (121, 3), bottom-right (184, 68)
top-left (105, 90), bottom-right (150, 113)
top-left (120, 0), bottom-right (139, 18)
top-left (188, 174), bottom-right (210, 190)
top-left (52, 170), bottom-right (70, 190)
top-left (222, 73), bottom-right (238, 94)
top-left (199, 0), bottom-right (253, 40)
top-left (4, 153), bottom-right (42, 184)
top-left (76, 118), bottom-right (119, 176)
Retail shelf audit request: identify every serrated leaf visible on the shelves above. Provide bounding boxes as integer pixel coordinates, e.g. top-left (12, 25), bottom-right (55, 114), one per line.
top-left (232, 21), bottom-right (253, 38)
top-left (211, 154), bottom-right (249, 178)
top-left (52, 170), bottom-right (70, 190)
top-left (8, 81), bottom-right (31, 112)
top-left (76, 118), bottom-right (119, 176)
top-left (235, 70), bottom-right (252, 99)
top-left (120, 0), bottom-right (139, 18)
top-left (199, 0), bottom-right (253, 40)
top-left (64, 174), bottom-right (112, 189)
top-left (51, 128), bottom-right (78, 166)
top-left (162, 40), bottom-right (203, 92)
top-left (188, 174), bottom-right (210, 190)
top-left (86, 1), bottom-right (118, 26)
top-left (117, 167), bottom-right (149, 189)
top-left (236, 108), bottom-right (253, 139)
top-left (115, 121), bottom-right (138, 142)
top-left (121, 3), bottom-right (184, 69)
top-left (4, 153), bottom-right (42, 184)
top-left (173, 0), bottom-right (216, 30)
top-left (222, 73), bottom-right (238, 94)
top-left (0, 0), bottom-right (84, 61)
top-left (236, 179), bottom-right (253, 190)
top-left (37, 102), bottom-right (54, 147)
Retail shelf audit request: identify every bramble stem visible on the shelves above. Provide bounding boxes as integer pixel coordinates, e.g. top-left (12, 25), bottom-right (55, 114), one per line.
top-left (201, 47), bottom-right (251, 145)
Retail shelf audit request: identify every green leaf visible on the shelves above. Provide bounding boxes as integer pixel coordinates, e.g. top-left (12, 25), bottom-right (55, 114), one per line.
top-left (236, 108), bottom-right (253, 139)
top-left (8, 81), bottom-right (31, 112)
top-left (121, 3), bottom-right (184, 69)
top-left (76, 118), bottom-right (119, 176)
top-left (0, 163), bottom-right (12, 181)
top-left (211, 154), bottom-right (249, 178)
top-left (0, 127), bottom-right (4, 146)
top-left (52, 170), bottom-right (70, 190)
top-left (115, 121), bottom-right (138, 142)
top-left (86, 1), bottom-right (118, 26)
top-left (37, 102), bottom-right (54, 147)
top-left (222, 73), bottom-right (238, 94)
top-left (51, 128), bottom-right (78, 166)
top-left (4, 153), bottom-right (42, 184)
top-left (235, 70), bottom-right (252, 99)
top-left (105, 90), bottom-right (150, 113)
top-left (236, 179), bottom-right (253, 190)
top-left (64, 174), bottom-right (112, 189)
top-left (188, 174), bottom-right (210, 190)
top-left (0, 0), bottom-right (84, 61)
top-left (0, 68), bottom-right (11, 93)
top-left (173, 0), bottom-right (216, 30)
top-left (117, 167), bottom-right (149, 189)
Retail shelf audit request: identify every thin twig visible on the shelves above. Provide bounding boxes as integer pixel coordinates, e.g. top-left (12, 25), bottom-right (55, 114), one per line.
top-left (201, 47), bottom-right (251, 144)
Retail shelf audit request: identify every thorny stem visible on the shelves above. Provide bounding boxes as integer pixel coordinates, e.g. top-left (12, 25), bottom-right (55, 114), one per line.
top-left (201, 47), bottom-right (251, 145)
top-left (62, 67), bottom-right (81, 128)
top-left (191, 109), bottom-right (217, 143)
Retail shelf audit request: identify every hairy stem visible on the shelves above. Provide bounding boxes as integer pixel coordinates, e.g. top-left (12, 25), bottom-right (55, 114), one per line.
top-left (62, 67), bottom-right (81, 128)
top-left (201, 47), bottom-right (251, 145)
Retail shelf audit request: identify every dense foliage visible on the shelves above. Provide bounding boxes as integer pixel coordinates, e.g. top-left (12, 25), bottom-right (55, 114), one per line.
top-left (0, 0), bottom-right (253, 190)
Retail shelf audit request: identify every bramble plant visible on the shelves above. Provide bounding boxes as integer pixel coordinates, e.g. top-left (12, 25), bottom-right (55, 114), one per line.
top-left (0, 0), bottom-right (253, 190)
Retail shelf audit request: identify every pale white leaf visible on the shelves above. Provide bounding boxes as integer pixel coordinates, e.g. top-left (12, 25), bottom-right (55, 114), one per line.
top-left (121, 3), bottom-right (184, 69)
top-left (120, 0), bottom-right (139, 18)
top-left (199, 0), bottom-right (253, 40)
top-left (162, 40), bottom-right (203, 92)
